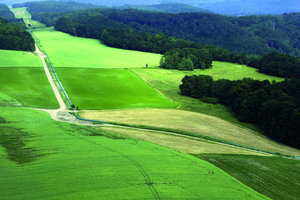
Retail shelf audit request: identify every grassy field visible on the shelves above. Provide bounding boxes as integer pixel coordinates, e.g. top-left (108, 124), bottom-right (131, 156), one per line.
top-left (0, 106), bottom-right (270, 200)
top-left (198, 61), bottom-right (283, 81)
top-left (33, 30), bottom-right (162, 68)
top-left (0, 49), bottom-right (42, 67)
top-left (55, 68), bottom-right (177, 109)
top-left (81, 108), bottom-right (300, 157)
top-left (0, 68), bottom-right (58, 108)
top-left (198, 154), bottom-right (300, 200)
top-left (10, 7), bottom-right (46, 29)
top-left (131, 63), bottom-right (283, 130)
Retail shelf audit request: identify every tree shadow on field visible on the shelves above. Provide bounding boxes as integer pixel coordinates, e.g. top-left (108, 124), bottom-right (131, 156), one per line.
top-left (0, 118), bottom-right (41, 164)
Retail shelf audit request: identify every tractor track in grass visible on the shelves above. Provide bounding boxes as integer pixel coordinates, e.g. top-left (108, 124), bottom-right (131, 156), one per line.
top-left (31, 32), bottom-right (300, 164)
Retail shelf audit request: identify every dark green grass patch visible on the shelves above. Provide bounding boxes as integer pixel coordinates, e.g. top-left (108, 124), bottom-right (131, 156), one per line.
top-left (55, 68), bottom-right (177, 109)
top-left (197, 154), bottom-right (300, 200)
top-left (0, 106), bottom-right (270, 199)
top-left (0, 126), bottom-right (40, 164)
top-left (0, 68), bottom-right (58, 108)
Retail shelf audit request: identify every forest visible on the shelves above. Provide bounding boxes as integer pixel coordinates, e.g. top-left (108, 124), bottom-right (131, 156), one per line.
top-left (98, 9), bottom-right (300, 57)
top-left (15, 1), bottom-right (300, 57)
top-left (180, 75), bottom-right (300, 149)
top-left (0, 4), bottom-right (34, 51)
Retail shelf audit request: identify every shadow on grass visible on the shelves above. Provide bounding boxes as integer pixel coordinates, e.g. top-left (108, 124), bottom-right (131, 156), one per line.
top-left (0, 118), bottom-right (41, 164)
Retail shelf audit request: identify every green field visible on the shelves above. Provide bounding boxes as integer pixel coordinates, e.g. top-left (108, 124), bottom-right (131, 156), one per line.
top-left (33, 30), bottom-right (162, 68)
top-left (0, 68), bottom-right (58, 108)
top-left (10, 7), bottom-right (46, 29)
top-left (0, 106), bottom-right (270, 200)
top-left (200, 61), bottom-right (283, 81)
top-left (131, 62), bottom-right (283, 130)
top-left (198, 154), bottom-right (300, 200)
top-left (56, 68), bottom-right (177, 109)
top-left (0, 49), bottom-right (42, 67)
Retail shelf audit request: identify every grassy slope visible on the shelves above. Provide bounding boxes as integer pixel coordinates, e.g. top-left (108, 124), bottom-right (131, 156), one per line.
top-left (198, 154), bottom-right (300, 200)
top-left (0, 106), bottom-right (270, 200)
top-left (0, 68), bottom-right (58, 108)
top-left (81, 109), bottom-right (300, 157)
top-left (33, 30), bottom-right (162, 68)
top-left (56, 68), bottom-right (177, 109)
top-left (0, 49), bottom-right (42, 67)
top-left (131, 62), bottom-right (283, 130)
top-left (10, 7), bottom-right (46, 29)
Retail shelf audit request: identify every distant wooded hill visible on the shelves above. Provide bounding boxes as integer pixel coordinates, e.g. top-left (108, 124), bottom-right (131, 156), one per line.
top-left (7, 0), bottom-right (300, 15)
top-left (115, 3), bottom-right (213, 14)
top-left (0, 4), bottom-right (25, 26)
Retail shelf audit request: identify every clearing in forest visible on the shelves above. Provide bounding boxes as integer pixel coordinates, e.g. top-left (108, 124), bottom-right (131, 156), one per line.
top-left (33, 30), bottom-right (162, 68)
top-left (10, 7), bottom-right (46, 29)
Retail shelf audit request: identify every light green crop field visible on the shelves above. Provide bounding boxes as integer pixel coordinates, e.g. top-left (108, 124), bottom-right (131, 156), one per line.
top-left (82, 109), bottom-right (300, 157)
top-left (131, 63), bottom-right (283, 130)
top-left (33, 30), bottom-right (162, 68)
top-left (0, 68), bottom-right (58, 108)
top-left (201, 61), bottom-right (283, 81)
top-left (198, 154), bottom-right (300, 200)
top-left (0, 49), bottom-right (42, 67)
top-left (10, 7), bottom-right (46, 29)
top-left (55, 68), bottom-right (177, 109)
top-left (0, 106), bottom-right (270, 200)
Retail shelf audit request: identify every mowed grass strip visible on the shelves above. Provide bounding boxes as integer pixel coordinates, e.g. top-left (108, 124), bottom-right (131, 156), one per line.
top-left (198, 154), bottom-right (300, 200)
top-left (100, 126), bottom-right (267, 156)
top-left (81, 108), bottom-right (300, 157)
top-left (0, 49), bottom-right (42, 67)
top-left (56, 68), bottom-right (177, 109)
top-left (33, 30), bottom-right (162, 68)
top-left (0, 68), bottom-right (58, 108)
top-left (0, 106), bottom-right (270, 200)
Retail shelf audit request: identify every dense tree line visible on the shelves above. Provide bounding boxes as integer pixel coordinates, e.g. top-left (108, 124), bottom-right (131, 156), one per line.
top-left (180, 75), bottom-right (300, 149)
top-left (160, 48), bottom-right (212, 70)
top-left (248, 52), bottom-right (300, 79)
top-left (99, 9), bottom-right (300, 56)
top-left (55, 10), bottom-right (204, 54)
top-left (0, 4), bottom-right (34, 51)
top-left (0, 18), bottom-right (35, 51)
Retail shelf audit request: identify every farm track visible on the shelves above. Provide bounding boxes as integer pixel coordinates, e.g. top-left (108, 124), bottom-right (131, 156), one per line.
top-left (34, 37), bottom-right (162, 199)
top-left (32, 34), bottom-right (300, 162)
